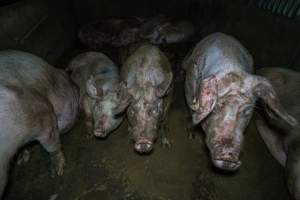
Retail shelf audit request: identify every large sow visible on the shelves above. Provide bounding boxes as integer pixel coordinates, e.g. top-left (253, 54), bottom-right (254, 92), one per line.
top-left (256, 67), bottom-right (300, 200)
top-left (67, 52), bottom-right (124, 138)
top-left (0, 50), bottom-right (79, 199)
top-left (115, 43), bottom-right (173, 153)
top-left (184, 33), bottom-right (296, 171)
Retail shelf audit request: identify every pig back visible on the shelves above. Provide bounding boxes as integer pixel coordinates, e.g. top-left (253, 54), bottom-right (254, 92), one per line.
top-left (0, 50), bottom-right (79, 133)
top-left (185, 32), bottom-right (254, 78)
top-left (68, 52), bottom-right (119, 98)
top-left (121, 43), bottom-right (171, 91)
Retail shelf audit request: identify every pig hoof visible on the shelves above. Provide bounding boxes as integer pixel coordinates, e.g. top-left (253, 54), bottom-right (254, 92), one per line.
top-left (86, 133), bottom-right (94, 139)
top-left (50, 151), bottom-right (66, 177)
top-left (161, 138), bottom-right (171, 148)
top-left (17, 149), bottom-right (30, 165)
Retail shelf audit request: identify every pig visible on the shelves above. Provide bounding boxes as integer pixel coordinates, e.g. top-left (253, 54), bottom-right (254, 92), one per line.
top-left (80, 15), bottom-right (195, 49)
top-left (113, 43), bottom-right (173, 153)
top-left (255, 67), bottom-right (300, 200)
top-left (67, 52), bottom-right (124, 138)
top-left (78, 17), bottom-right (143, 50)
top-left (0, 50), bottom-right (79, 198)
top-left (184, 32), bottom-right (296, 171)
top-left (140, 19), bottom-right (195, 45)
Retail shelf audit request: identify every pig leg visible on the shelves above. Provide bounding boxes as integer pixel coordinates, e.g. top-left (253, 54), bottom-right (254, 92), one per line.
top-left (286, 144), bottom-right (300, 200)
top-left (186, 112), bottom-right (200, 139)
top-left (159, 119), bottom-right (171, 148)
top-left (38, 126), bottom-right (65, 177)
top-left (83, 96), bottom-right (93, 138)
top-left (159, 96), bottom-right (172, 148)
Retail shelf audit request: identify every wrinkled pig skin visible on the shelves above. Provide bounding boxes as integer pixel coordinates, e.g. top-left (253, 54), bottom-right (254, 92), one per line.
top-left (256, 67), bottom-right (300, 200)
top-left (0, 50), bottom-right (79, 199)
top-left (67, 52), bottom-right (124, 138)
top-left (184, 32), bottom-right (296, 171)
top-left (116, 43), bottom-right (173, 154)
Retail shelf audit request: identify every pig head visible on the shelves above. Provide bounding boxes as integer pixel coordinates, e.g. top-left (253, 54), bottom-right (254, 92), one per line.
top-left (186, 71), bottom-right (297, 171)
top-left (85, 75), bottom-right (124, 138)
top-left (113, 71), bottom-right (173, 153)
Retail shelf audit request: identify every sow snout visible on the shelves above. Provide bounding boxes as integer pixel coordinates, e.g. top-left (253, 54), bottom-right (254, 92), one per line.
top-left (212, 152), bottom-right (242, 171)
top-left (134, 137), bottom-right (153, 154)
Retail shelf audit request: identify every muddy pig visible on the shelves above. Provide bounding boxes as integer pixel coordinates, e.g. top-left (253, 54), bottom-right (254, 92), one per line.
top-left (140, 19), bottom-right (195, 45)
top-left (113, 15), bottom-right (195, 47)
top-left (0, 50), bottom-right (79, 199)
top-left (114, 43), bottom-right (173, 153)
top-left (184, 33), bottom-right (296, 171)
top-left (255, 67), bottom-right (300, 200)
top-left (67, 52), bottom-right (124, 138)
top-left (78, 17), bottom-right (143, 50)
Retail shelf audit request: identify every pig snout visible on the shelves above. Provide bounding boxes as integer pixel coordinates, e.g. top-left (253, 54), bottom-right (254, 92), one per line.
top-left (212, 153), bottom-right (242, 171)
top-left (94, 116), bottom-right (109, 138)
top-left (134, 138), bottom-right (153, 153)
top-left (211, 146), bottom-right (242, 171)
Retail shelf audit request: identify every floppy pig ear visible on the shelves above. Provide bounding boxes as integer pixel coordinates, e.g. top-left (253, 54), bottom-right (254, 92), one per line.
top-left (86, 75), bottom-right (102, 99)
top-left (192, 76), bottom-right (218, 124)
top-left (253, 76), bottom-right (298, 127)
top-left (156, 72), bottom-right (173, 98)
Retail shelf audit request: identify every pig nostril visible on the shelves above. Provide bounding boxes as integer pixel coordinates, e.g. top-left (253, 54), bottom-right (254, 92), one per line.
top-left (94, 127), bottom-right (106, 138)
top-left (134, 142), bottom-right (153, 154)
top-left (212, 159), bottom-right (242, 171)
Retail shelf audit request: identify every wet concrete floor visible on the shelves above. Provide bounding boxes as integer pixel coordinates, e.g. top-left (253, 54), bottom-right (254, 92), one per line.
top-left (2, 76), bottom-right (291, 200)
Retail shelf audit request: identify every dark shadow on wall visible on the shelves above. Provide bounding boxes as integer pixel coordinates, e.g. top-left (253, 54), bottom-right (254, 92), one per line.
top-left (73, 0), bottom-right (300, 71)
top-left (0, 0), bottom-right (76, 64)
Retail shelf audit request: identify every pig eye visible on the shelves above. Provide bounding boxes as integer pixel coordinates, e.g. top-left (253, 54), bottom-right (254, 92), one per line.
top-left (128, 109), bottom-right (135, 116)
top-left (243, 107), bottom-right (253, 116)
top-left (151, 107), bottom-right (159, 116)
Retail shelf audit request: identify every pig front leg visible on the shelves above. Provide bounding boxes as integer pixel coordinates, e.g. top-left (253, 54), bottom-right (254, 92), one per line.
top-left (83, 95), bottom-right (94, 137)
top-left (159, 95), bottom-right (172, 148)
top-left (185, 112), bottom-right (200, 139)
top-left (38, 125), bottom-right (65, 177)
top-left (159, 119), bottom-right (171, 148)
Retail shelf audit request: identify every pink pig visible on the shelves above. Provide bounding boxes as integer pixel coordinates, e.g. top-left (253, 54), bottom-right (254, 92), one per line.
top-left (184, 33), bottom-right (297, 171)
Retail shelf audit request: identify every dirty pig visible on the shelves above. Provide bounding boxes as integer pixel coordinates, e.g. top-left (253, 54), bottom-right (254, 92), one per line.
top-left (114, 43), bottom-right (173, 153)
top-left (67, 52), bottom-right (124, 138)
top-left (184, 33), bottom-right (296, 171)
top-left (0, 50), bottom-right (79, 199)
top-left (255, 67), bottom-right (299, 200)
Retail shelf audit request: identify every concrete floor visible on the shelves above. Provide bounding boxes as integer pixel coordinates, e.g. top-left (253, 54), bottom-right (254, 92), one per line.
top-left (2, 76), bottom-right (291, 200)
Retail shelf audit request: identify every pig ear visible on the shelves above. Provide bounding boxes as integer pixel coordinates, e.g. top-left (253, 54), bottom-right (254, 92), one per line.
top-left (86, 75), bottom-right (103, 99)
top-left (197, 76), bottom-right (218, 121)
top-left (156, 72), bottom-right (173, 98)
top-left (191, 76), bottom-right (218, 123)
top-left (112, 82), bottom-right (132, 116)
top-left (253, 76), bottom-right (297, 127)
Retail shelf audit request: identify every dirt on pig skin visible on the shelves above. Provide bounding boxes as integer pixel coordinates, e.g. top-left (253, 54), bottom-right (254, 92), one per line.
top-left (3, 81), bottom-right (291, 200)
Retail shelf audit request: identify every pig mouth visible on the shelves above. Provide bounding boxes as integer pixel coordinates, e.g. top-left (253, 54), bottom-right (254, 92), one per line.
top-left (94, 127), bottom-right (107, 138)
top-left (134, 138), bottom-right (153, 154)
top-left (212, 156), bottom-right (242, 171)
